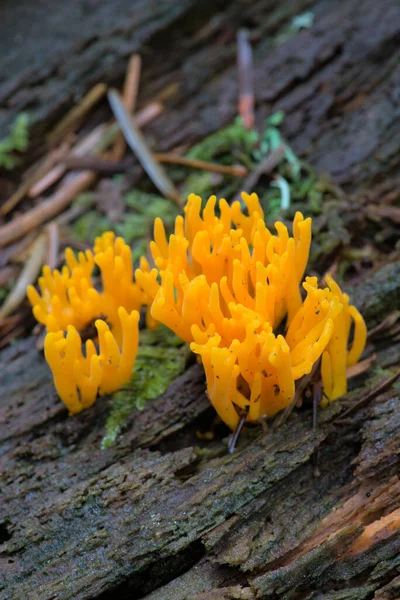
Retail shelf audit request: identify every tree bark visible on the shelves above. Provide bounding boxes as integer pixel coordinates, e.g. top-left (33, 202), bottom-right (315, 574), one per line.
top-left (1, 1), bottom-right (400, 599)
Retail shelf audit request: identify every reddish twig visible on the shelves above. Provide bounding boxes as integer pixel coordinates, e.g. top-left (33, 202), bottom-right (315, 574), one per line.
top-left (237, 29), bottom-right (255, 130)
top-left (154, 153), bottom-right (248, 177)
top-left (113, 54), bottom-right (142, 160)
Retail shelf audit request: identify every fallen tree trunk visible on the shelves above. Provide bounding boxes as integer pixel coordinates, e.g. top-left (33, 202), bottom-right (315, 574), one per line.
top-left (1, 1), bottom-right (400, 599)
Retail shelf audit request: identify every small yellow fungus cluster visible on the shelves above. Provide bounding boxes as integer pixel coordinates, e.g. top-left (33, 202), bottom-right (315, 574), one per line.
top-left (28, 233), bottom-right (147, 414)
top-left (136, 193), bottom-right (367, 430)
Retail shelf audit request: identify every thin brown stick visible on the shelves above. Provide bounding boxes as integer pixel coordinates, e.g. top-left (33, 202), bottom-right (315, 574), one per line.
top-left (333, 369), bottom-right (400, 423)
top-left (29, 103), bottom-right (162, 198)
top-left (228, 411), bottom-right (248, 454)
top-left (0, 323), bottom-right (26, 350)
top-left (61, 155), bottom-right (131, 174)
top-left (234, 146), bottom-right (285, 202)
top-left (1, 143), bottom-right (71, 216)
top-left (0, 232), bottom-right (36, 267)
top-left (320, 260), bottom-right (339, 287)
top-left (367, 311), bottom-right (400, 339)
top-left (0, 266), bottom-right (19, 286)
top-left (0, 233), bottom-right (47, 320)
top-left (47, 83), bottom-right (107, 144)
top-left (346, 354), bottom-right (376, 379)
top-left (113, 55), bottom-right (142, 159)
top-left (61, 153), bottom-right (248, 178)
top-left (46, 222), bottom-right (60, 269)
top-left (0, 171), bottom-right (96, 248)
top-left (29, 124), bottom-right (108, 198)
top-left (154, 153), bottom-right (248, 177)
top-left (55, 195), bottom-right (96, 226)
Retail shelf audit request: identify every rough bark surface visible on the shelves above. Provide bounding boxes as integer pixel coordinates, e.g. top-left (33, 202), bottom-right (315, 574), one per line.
top-left (1, 1), bottom-right (400, 599)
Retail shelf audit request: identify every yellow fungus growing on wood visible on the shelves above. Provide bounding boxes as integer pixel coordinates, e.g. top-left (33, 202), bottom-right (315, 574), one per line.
top-left (28, 192), bottom-right (367, 426)
top-left (27, 232), bottom-right (149, 335)
top-left (136, 192), bottom-right (367, 429)
top-left (28, 232), bottom-right (145, 413)
top-left (44, 307), bottom-right (139, 414)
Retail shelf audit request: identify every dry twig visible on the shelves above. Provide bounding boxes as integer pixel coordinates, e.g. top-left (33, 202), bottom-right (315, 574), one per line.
top-left (272, 359), bottom-right (321, 429)
top-left (346, 354), bottom-right (376, 379)
top-left (333, 369), bottom-right (400, 423)
top-left (0, 233), bottom-right (47, 321)
top-left (47, 83), bottom-right (107, 145)
top-left (0, 171), bottom-right (96, 248)
top-left (234, 146), bottom-right (285, 202)
top-left (108, 89), bottom-right (181, 205)
top-left (154, 153), bottom-right (248, 177)
top-left (29, 103), bottom-right (162, 198)
top-left (29, 124), bottom-right (108, 198)
top-left (237, 29), bottom-right (255, 130)
top-left (0, 143), bottom-right (72, 216)
top-left (113, 55), bottom-right (142, 159)
top-left (46, 222), bottom-right (60, 269)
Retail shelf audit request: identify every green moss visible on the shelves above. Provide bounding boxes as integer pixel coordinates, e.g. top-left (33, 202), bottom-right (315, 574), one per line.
top-left (101, 326), bottom-right (190, 448)
top-left (0, 113), bottom-right (29, 169)
top-left (120, 190), bottom-right (179, 241)
top-left (275, 11), bottom-right (315, 45)
top-left (0, 285), bottom-right (10, 302)
top-left (187, 117), bottom-right (257, 166)
top-left (73, 189), bottom-right (179, 259)
top-left (308, 201), bottom-right (350, 268)
top-left (184, 113), bottom-right (339, 222)
top-left (73, 210), bottom-right (112, 241)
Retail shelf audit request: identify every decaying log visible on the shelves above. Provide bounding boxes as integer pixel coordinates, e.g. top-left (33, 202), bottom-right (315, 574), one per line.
top-left (3, 0), bottom-right (400, 193)
top-left (1, 1), bottom-right (400, 599)
top-left (1, 261), bottom-right (399, 600)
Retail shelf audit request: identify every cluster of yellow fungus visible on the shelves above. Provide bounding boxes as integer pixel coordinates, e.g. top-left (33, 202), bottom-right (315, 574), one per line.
top-left (28, 191), bottom-right (367, 428)
top-left (28, 233), bottom-right (146, 414)
top-left (136, 193), bottom-right (367, 430)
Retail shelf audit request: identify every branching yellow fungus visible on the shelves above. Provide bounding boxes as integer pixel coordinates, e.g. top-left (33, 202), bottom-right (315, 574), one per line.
top-left (28, 193), bottom-right (367, 426)
top-left (27, 232), bottom-right (149, 334)
top-left (28, 233), bottom-right (144, 413)
top-left (136, 192), bottom-right (367, 429)
top-left (44, 307), bottom-right (139, 414)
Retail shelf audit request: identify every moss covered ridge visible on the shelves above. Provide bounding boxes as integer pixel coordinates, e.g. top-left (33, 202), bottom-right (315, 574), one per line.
top-left (102, 325), bottom-right (190, 448)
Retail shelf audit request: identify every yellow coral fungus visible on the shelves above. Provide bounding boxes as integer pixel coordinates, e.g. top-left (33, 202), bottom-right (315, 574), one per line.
top-left (136, 192), bottom-right (367, 429)
top-left (28, 192), bottom-right (367, 427)
top-left (136, 193), bottom-right (312, 340)
top-left (27, 232), bottom-right (149, 335)
top-left (28, 233), bottom-right (145, 413)
top-left (44, 307), bottom-right (139, 414)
